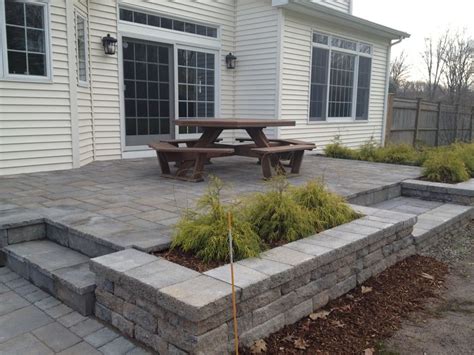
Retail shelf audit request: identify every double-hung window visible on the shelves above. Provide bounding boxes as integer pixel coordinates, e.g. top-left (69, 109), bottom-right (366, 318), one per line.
top-left (309, 32), bottom-right (372, 122)
top-left (76, 13), bottom-right (87, 85)
top-left (0, 0), bottom-right (51, 80)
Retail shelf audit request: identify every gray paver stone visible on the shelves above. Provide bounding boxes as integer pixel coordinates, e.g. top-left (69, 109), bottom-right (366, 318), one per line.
top-left (0, 332), bottom-right (53, 355)
top-left (56, 341), bottom-right (102, 355)
top-left (0, 305), bottom-right (53, 343)
top-left (69, 318), bottom-right (104, 337)
top-left (32, 322), bottom-right (81, 352)
top-left (84, 326), bottom-right (119, 348)
top-left (57, 310), bottom-right (87, 328)
top-left (98, 335), bottom-right (135, 355)
top-left (44, 303), bottom-right (74, 318)
top-left (0, 291), bottom-right (30, 316)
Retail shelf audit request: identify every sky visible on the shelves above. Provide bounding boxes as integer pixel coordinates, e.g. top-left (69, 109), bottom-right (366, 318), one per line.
top-left (352, 0), bottom-right (474, 81)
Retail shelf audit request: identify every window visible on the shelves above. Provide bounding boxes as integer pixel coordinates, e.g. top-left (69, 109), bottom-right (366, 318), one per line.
top-left (119, 8), bottom-right (218, 39)
top-left (1, 0), bottom-right (50, 79)
top-left (309, 32), bottom-right (372, 121)
top-left (76, 14), bottom-right (87, 85)
top-left (177, 49), bottom-right (215, 134)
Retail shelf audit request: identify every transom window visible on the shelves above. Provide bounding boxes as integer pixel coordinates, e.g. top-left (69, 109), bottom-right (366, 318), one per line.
top-left (1, 0), bottom-right (50, 78)
top-left (76, 13), bottom-right (87, 84)
top-left (310, 32), bottom-right (372, 121)
top-left (119, 8), bottom-right (218, 39)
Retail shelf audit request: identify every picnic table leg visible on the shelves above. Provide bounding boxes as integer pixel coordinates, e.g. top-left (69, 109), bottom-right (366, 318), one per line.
top-left (290, 151), bottom-right (304, 174)
top-left (156, 152), bottom-right (171, 175)
top-left (246, 128), bottom-right (286, 176)
top-left (191, 153), bottom-right (206, 181)
top-left (261, 154), bottom-right (273, 179)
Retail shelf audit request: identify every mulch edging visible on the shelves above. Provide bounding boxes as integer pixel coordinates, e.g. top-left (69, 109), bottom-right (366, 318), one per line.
top-left (241, 255), bottom-right (448, 354)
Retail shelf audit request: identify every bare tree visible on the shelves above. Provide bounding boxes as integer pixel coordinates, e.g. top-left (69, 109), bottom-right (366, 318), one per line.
top-left (390, 51), bottom-right (410, 93)
top-left (443, 31), bottom-right (474, 105)
top-left (422, 32), bottom-right (449, 100)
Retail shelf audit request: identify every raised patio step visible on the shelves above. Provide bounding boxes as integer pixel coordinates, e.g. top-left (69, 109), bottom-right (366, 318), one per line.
top-left (3, 240), bottom-right (95, 316)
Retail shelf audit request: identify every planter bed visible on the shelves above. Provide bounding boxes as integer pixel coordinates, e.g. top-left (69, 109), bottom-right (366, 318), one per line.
top-left (89, 206), bottom-right (417, 354)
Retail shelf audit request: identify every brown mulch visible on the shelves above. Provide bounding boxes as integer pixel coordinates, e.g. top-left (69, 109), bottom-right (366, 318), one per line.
top-left (241, 255), bottom-right (448, 355)
top-left (155, 248), bottom-right (224, 272)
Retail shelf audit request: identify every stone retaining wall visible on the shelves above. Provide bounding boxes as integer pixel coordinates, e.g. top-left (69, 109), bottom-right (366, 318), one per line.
top-left (90, 208), bottom-right (417, 354)
top-left (402, 179), bottom-right (474, 206)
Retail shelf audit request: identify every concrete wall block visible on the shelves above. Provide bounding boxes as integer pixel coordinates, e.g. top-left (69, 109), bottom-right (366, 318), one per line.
top-left (193, 323), bottom-right (228, 355)
top-left (135, 325), bottom-right (168, 354)
top-left (368, 238), bottom-right (389, 253)
top-left (285, 299), bottom-right (312, 325)
top-left (114, 284), bottom-right (135, 303)
top-left (0, 229), bottom-right (7, 248)
top-left (96, 288), bottom-right (124, 313)
top-left (136, 298), bottom-right (167, 321)
top-left (294, 279), bottom-right (321, 304)
top-left (240, 314), bottom-right (285, 347)
top-left (382, 244), bottom-right (394, 257)
top-left (227, 313), bottom-right (253, 341)
top-left (281, 273), bottom-right (310, 295)
top-left (56, 282), bottom-right (94, 316)
top-left (96, 276), bottom-right (114, 294)
top-left (111, 311), bottom-right (134, 338)
top-left (362, 249), bottom-right (383, 268)
top-left (312, 271), bottom-right (337, 290)
top-left (123, 302), bottom-right (157, 332)
top-left (7, 223), bottom-right (46, 244)
top-left (329, 275), bottom-right (356, 300)
top-left (312, 290), bottom-right (330, 310)
top-left (29, 265), bottom-right (55, 294)
top-left (45, 223), bottom-right (69, 247)
top-left (253, 291), bottom-right (297, 326)
top-left (356, 268), bottom-right (372, 285)
top-left (168, 344), bottom-right (189, 355)
top-left (5, 253), bottom-right (29, 279)
top-left (95, 302), bottom-right (112, 323)
top-left (69, 232), bottom-right (114, 258)
top-left (237, 287), bottom-right (281, 316)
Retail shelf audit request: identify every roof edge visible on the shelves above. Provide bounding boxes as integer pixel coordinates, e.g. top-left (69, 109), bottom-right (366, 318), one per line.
top-left (272, 0), bottom-right (410, 40)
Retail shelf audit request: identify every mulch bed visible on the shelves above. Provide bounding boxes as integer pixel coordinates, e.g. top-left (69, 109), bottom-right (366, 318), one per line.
top-left (155, 248), bottom-right (224, 272)
top-left (241, 255), bottom-right (448, 355)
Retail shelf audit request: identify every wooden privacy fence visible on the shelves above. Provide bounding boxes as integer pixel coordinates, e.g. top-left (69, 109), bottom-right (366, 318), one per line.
top-left (385, 94), bottom-right (474, 147)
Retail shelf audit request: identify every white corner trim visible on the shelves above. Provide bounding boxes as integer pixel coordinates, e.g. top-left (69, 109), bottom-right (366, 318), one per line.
top-left (66, 0), bottom-right (80, 168)
top-left (275, 8), bottom-right (284, 138)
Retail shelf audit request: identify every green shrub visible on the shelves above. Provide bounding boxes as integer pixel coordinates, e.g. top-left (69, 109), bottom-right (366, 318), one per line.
top-left (171, 176), bottom-right (262, 263)
top-left (358, 137), bottom-right (379, 161)
top-left (244, 176), bottom-right (314, 244)
top-left (452, 143), bottom-right (474, 177)
top-left (422, 151), bottom-right (470, 183)
top-left (373, 144), bottom-right (419, 165)
top-left (291, 180), bottom-right (359, 231)
top-left (324, 137), bottom-right (358, 160)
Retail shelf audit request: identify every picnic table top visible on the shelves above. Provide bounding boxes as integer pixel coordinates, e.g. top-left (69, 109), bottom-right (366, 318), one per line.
top-left (174, 118), bottom-right (296, 129)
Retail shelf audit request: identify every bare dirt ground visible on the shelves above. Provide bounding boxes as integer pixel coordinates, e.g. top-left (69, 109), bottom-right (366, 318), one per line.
top-left (382, 221), bottom-right (474, 355)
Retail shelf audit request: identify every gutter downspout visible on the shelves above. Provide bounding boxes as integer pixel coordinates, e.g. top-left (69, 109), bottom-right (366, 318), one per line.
top-left (381, 38), bottom-right (404, 146)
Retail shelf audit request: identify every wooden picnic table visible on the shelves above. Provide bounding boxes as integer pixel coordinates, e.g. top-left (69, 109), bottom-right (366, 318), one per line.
top-left (149, 119), bottom-right (315, 181)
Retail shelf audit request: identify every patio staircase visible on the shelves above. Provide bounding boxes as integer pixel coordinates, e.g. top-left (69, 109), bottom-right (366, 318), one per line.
top-left (2, 239), bottom-right (96, 316)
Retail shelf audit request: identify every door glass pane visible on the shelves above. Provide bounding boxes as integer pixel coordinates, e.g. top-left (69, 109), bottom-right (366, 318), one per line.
top-left (123, 38), bottom-right (171, 146)
top-left (177, 49), bottom-right (215, 134)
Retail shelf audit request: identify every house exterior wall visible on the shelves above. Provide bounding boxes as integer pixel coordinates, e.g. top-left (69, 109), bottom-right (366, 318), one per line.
top-left (0, 1), bottom-right (73, 175)
top-left (278, 10), bottom-right (390, 149)
top-left (311, 0), bottom-right (352, 13)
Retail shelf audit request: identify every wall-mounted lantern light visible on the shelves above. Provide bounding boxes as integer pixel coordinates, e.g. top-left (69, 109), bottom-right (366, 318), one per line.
top-left (225, 52), bottom-right (237, 69)
top-left (102, 34), bottom-right (117, 55)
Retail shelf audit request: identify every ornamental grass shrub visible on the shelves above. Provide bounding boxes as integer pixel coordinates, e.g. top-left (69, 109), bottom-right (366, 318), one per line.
top-left (171, 176), bottom-right (262, 262)
top-left (422, 150), bottom-right (470, 183)
top-left (372, 144), bottom-right (420, 165)
top-left (244, 176), bottom-right (315, 244)
top-left (324, 136), bottom-right (358, 160)
top-left (291, 180), bottom-right (359, 231)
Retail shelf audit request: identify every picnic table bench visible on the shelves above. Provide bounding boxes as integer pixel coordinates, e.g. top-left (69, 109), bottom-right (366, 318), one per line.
top-left (148, 119), bottom-right (315, 181)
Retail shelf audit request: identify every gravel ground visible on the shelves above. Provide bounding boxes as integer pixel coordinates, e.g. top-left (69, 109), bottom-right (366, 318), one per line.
top-left (383, 220), bottom-right (474, 355)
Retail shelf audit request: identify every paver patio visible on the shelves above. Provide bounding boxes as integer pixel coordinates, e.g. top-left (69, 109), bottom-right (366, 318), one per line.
top-left (0, 266), bottom-right (149, 354)
top-left (0, 155), bottom-right (421, 252)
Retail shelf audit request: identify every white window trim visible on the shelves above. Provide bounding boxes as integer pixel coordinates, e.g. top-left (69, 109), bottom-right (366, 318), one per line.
top-left (118, 4), bottom-right (221, 42)
top-left (308, 31), bottom-right (372, 124)
top-left (0, 0), bottom-right (53, 82)
top-left (75, 11), bottom-right (88, 87)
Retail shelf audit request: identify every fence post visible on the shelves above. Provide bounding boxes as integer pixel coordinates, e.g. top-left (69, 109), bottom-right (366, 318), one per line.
top-left (413, 98), bottom-right (422, 146)
top-left (435, 101), bottom-right (442, 146)
top-left (454, 104), bottom-right (459, 142)
top-left (471, 106), bottom-right (474, 142)
top-left (385, 94), bottom-right (395, 146)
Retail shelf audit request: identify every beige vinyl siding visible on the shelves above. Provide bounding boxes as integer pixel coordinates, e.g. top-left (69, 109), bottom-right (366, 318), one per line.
top-left (0, 1), bottom-right (73, 175)
top-left (311, 0), bottom-right (351, 13)
top-left (235, 0), bottom-right (279, 118)
top-left (279, 11), bottom-right (389, 149)
top-left (75, 0), bottom-right (94, 165)
top-left (88, 1), bottom-right (121, 160)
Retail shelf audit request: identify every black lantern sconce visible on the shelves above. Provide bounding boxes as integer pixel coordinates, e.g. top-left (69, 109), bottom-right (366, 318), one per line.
top-left (102, 34), bottom-right (117, 55)
top-left (225, 52), bottom-right (237, 69)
